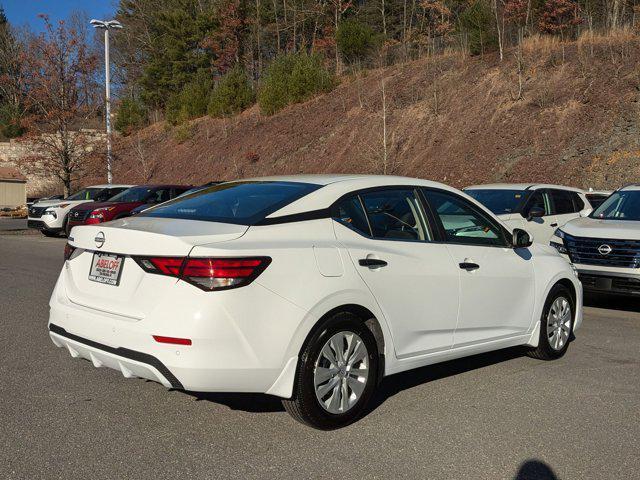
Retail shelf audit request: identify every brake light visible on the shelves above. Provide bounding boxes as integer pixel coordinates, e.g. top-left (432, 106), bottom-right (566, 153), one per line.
top-left (64, 243), bottom-right (76, 261)
top-left (133, 256), bottom-right (271, 291)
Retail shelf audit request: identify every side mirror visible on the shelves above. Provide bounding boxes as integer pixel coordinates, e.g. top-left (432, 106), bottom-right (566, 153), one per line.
top-left (526, 206), bottom-right (545, 221)
top-left (513, 228), bottom-right (533, 248)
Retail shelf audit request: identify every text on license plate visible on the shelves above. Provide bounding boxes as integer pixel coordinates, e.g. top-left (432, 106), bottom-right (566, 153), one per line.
top-left (89, 252), bottom-right (124, 286)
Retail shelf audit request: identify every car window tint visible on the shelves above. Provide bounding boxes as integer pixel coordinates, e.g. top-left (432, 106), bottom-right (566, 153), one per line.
top-left (424, 189), bottom-right (506, 246)
top-left (523, 191), bottom-right (551, 216)
top-left (150, 188), bottom-right (171, 203)
top-left (550, 190), bottom-right (575, 214)
top-left (140, 181), bottom-right (321, 225)
top-left (571, 192), bottom-right (585, 211)
top-left (360, 189), bottom-right (430, 241)
top-left (333, 196), bottom-right (371, 236)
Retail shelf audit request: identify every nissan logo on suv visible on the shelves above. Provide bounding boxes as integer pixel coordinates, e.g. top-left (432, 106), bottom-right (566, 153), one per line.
top-left (598, 244), bottom-right (612, 255)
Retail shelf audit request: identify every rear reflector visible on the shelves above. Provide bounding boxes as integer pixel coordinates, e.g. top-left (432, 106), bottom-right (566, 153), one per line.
top-left (133, 256), bottom-right (271, 291)
top-left (64, 243), bottom-right (76, 261)
top-left (153, 335), bottom-right (192, 346)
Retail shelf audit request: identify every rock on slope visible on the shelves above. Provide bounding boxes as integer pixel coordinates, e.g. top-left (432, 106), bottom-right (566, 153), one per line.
top-left (111, 33), bottom-right (640, 190)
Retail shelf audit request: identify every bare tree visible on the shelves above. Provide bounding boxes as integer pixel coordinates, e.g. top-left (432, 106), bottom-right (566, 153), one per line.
top-left (15, 16), bottom-right (99, 195)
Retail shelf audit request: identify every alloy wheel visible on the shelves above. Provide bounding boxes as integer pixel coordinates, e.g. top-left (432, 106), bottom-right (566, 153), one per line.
top-left (546, 296), bottom-right (572, 351)
top-left (313, 331), bottom-right (369, 414)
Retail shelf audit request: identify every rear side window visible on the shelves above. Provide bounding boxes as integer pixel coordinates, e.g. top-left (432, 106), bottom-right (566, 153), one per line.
top-left (360, 189), bottom-right (430, 241)
top-left (571, 192), bottom-right (585, 211)
top-left (550, 190), bottom-right (575, 214)
top-left (140, 181), bottom-right (321, 225)
top-left (333, 196), bottom-right (371, 236)
top-left (423, 189), bottom-right (508, 246)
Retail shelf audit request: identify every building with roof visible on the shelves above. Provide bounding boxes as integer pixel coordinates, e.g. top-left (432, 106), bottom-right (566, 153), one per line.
top-left (0, 166), bottom-right (27, 208)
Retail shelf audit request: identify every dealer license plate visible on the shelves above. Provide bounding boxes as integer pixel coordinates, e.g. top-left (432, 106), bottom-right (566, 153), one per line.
top-left (88, 252), bottom-right (124, 286)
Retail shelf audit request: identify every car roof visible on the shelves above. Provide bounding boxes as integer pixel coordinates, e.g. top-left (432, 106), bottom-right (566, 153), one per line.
top-left (618, 184), bottom-right (640, 192)
top-left (88, 184), bottom-right (134, 189)
top-left (233, 174), bottom-right (479, 219)
top-left (464, 183), bottom-right (585, 193)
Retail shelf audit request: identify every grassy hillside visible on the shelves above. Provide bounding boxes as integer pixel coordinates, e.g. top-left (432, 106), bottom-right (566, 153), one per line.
top-left (110, 32), bottom-right (640, 190)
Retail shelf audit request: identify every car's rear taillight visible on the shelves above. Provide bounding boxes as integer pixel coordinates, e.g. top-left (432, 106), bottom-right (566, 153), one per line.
top-left (133, 256), bottom-right (271, 291)
top-left (64, 243), bottom-right (75, 261)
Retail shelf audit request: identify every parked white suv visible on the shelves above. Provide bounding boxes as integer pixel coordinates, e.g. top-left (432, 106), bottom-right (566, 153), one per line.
top-left (28, 184), bottom-right (132, 237)
top-left (465, 184), bottom-right (592, 244)
top-left (550, 184), bottom-right (640, 295)
top-left (49, 175), bottom-right (582, 429)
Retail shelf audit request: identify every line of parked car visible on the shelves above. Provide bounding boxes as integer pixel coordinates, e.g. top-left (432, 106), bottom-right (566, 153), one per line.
top-left (27, 183), bottom-right (218, 237)
top-left (41, 175), bottom-right (636, 429)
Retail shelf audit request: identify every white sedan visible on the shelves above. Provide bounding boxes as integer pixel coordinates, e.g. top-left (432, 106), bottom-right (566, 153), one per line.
top-left (49, 175), bottom-right (582, 429)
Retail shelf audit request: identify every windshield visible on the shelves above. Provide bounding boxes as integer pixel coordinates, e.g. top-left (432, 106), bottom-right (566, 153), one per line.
top-left (465, 189), bottom-right (527, 215)
top-left (66, 188), bottom-right (103, 201)
top-left (591, 191), bottom-right (640, 220)
top-left (108, 186), bottom-right (155, 203)
top-left (139, 181), bottom-right (321, 225)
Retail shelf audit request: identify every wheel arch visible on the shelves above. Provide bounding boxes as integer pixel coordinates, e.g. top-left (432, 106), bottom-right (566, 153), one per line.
top-left (305, 304), bottom-right (385, 378)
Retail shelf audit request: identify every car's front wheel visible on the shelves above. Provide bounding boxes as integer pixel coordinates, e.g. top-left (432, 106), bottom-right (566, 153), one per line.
top-left (528, 284), bottom-right (574, 360)
top-left (283, 312), bottom-right (379, 430)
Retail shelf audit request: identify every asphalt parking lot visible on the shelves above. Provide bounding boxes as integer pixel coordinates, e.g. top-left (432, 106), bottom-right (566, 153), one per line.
top-left (1, 233), bottom-right (638, 480)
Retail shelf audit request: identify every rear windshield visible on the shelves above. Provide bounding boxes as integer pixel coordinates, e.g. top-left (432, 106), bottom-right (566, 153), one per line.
top-left (66, 188), bottom-right (103, 201)
top-left (139, 181), bottom-right (321, 225)
top-left (591, 191), bottom-right (640, 220)
top-left (465, 189), bottom-right (527, 215)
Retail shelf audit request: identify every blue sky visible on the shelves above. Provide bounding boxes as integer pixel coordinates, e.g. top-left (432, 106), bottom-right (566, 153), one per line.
top-left (2, 0), bottom-right (116, 31)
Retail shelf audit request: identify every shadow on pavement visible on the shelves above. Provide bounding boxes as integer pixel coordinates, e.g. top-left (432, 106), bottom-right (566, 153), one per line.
top-left (513, 459), bottom-right (559, 480)
top-left (585, 292), bottom-right (640, 313)
top-left (367, 346), bottom-right (527, 413)
top-left (186, 391), bottom-right (285, 412)
top-left (186, 345), bottom-right (529, 415)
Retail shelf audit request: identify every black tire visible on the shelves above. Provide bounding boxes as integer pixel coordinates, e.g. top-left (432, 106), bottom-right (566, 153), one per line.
top-left (528, 284), bottom-right (574, 360)
top-left (41, 230), bottom-right (59, 237)
top-left (282, 311), bottom-right (379, 430)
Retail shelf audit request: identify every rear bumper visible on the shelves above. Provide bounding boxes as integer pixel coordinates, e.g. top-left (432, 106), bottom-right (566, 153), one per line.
top-left (49, 324), bottom-right (183, 389)
top-left (48, 269), bottom-right (307, 397)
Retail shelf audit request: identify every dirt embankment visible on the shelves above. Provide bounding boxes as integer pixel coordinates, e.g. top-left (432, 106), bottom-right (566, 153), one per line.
top-left (109, 33), bottom-right (640, 190)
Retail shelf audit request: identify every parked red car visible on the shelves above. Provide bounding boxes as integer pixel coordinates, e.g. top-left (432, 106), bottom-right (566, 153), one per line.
top-left (66, 185), bottom-right (191, 235)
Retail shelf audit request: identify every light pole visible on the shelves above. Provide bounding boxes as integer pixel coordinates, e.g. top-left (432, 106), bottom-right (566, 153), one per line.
top-left (90, 19), bottom-right (123, 184)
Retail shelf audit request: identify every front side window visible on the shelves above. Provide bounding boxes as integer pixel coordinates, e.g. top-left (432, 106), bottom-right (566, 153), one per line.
top-left (109, 186), bottom-right (157, 203)
top-left (97, 187), bottom-right (128, 202)
top-left (424, 189), bottom-right (507, 246)
top-left (550, 190), bottom-right (575, 215)
top-left (522, 190), bottom-right (551, 217)
top-left (140, 181), bottom-right (321, 225)
top-left (360, 189), bottom-right (430, 241)
top-left (465, 189), bottom-right (527, 215)
top-left (591, 190), bottom-right (640, 220)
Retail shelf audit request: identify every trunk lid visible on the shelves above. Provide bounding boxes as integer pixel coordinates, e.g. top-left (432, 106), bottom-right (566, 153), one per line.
top-left (64, 217), bottom-right (248, 319)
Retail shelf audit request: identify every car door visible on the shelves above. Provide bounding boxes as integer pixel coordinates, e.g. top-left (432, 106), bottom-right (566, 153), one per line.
top-left (422, 188), bottom-right (535, 348)
top-left (520, 189), bottom-right (557, 243)
top-left (332, 188), bottom-right (460, 358)
top-left (549, 189), bottom-right (581, 231)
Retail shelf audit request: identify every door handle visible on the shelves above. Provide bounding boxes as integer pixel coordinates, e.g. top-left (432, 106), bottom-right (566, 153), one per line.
top-left (550, 223), bottom-right (558, 227)
top-left (459, 262), bottom-right (480, 271)
top-left (358, 258), bottom-right (388, 268)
